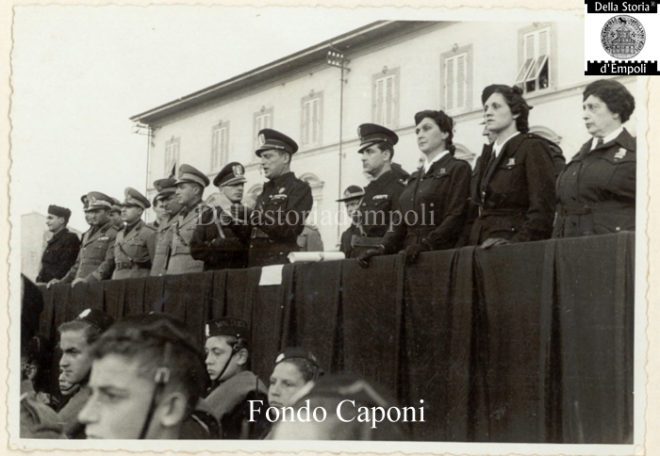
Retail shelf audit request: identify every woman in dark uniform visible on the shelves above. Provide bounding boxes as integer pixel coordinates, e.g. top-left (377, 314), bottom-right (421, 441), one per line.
top-left (468, 84), bottom-right (557, 247)
top-left (554, 79), bottom-right (636, 237)
top-left (358, 110), bottom-right (471, 266)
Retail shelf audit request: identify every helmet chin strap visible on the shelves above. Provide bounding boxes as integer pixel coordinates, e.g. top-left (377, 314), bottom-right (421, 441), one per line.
top-left (139, 343), bottom-right (172, 440)
top-left (212, 343), bottom-right (241, 387)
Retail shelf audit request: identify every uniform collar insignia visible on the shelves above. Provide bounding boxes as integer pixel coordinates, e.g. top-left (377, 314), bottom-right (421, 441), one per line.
top-left (614, 148), bottom-right (627, 160)
top-left (507, 158), bottom-right (516, 166)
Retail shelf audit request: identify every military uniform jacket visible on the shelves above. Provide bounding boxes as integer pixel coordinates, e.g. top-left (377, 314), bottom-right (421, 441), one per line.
top-left (150, 216), bottom-right (176, 277)
top-left (36, 229), bottom-right (80, 283)
top-left (111, 220), bottom-right (156, 280)
top-left (358, 170), bottom-right (406, 239)
top-left (384, 154), bottom-right (471, 253)
top-left (248, 172), bottom-right (313, 267)
top-left (167, 201), bottom-right (207, 275)
top-left (204, 370), bottom-right (269, 439)
top-left (554, 129), bottom-right (636, 238)
top-left (61, 222), bottom-right (118, 282)
top-left (190, 203), bottom-right (251, 270)
top-left (468, 133), bottom-right (557, 244)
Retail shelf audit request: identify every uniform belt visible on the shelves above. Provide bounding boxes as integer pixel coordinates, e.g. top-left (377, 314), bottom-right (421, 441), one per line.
top-left (558, 202), bottom-right (632, 216)
top-left (350, 235), bottom-right (385, 248)
top-left (478, 207), bottom-right (526, 217)
top-left (116, 261), bottom-right (151, 270)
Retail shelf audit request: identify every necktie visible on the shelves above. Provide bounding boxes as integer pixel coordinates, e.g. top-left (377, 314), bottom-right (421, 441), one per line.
top-left (595, 137), bottom-right (604, 149)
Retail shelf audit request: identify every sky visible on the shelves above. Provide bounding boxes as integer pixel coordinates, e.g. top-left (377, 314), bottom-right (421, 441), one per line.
top-left (10, 6), bottom-right (377, 231)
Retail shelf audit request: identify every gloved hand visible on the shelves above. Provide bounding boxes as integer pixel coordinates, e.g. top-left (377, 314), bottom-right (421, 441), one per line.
top-left (480, 237), bottom-right (510, 249)
top-left (357, 248), bottom-right (384, 269)
top-left (402, 243), bottom-right (427, 264)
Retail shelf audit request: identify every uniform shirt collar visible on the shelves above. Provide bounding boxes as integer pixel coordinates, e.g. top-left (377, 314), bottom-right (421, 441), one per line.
top-left (124, 219), bottom-right (141, 235)
top-left (423, 150), bottom-right (449, 174)
top-left (592, 126), bottom-right (623, 150)
top-left (493, 131), bottom-right (520, 157)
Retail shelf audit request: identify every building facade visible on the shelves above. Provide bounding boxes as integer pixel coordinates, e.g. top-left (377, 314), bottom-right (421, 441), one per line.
top-left (132, 20), bottom-right (637, 249)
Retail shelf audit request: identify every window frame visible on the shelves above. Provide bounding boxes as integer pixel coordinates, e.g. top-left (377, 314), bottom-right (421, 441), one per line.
top-left (300, 91), bottom-right (323, 148)
top-left (516, 23), bottom-right (557, 95)
top-left (439, 44), bottom-right (474, 114)
top-left (371, 67), bottom-right (400, 129)
top-left (253, 107), bottom-right (274, 150)
top-left (210, 120), bottom-right (230, 172)
top-left (164, 136), bottom-right (180, 175)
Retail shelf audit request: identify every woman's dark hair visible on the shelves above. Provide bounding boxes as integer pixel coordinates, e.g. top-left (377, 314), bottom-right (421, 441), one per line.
top-left (414, 110), bottom-right (456, 154)
top-left (583, 79), bottom-right (635, 123)
top-left (481, 84), bottom-right (532, 133)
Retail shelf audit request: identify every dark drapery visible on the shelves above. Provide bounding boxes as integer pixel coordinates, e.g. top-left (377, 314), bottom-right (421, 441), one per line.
top-left (36, 233), bottom-right (635, 443)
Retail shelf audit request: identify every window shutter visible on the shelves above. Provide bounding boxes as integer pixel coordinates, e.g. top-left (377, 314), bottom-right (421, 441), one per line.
top-left (211, 129), bottom-right (218, 169)
top-left (446, 57), bottom-right (455, 111)
top-left (457, 54), bottom-right (466, 109)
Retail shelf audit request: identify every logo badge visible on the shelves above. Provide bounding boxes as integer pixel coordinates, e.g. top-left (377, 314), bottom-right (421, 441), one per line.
top-left (78, 308), bottom-right (91, 319)
top-left (258, 133), bottom-right (266, 146)
top-left (614, 148), bottom-right (627, 160)
top-left (232, 164), bottom-right (244, 177)
top-left (204, 324), bottom-right (210, 337)
top-left (601, 15), bottom-right (645, 59)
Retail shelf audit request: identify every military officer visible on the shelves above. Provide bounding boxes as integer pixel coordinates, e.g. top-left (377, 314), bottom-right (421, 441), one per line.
top-left (166, 164), bottom-right (210, 275)
top-left (202, 318), bottom-right (268, 439)
top-left (336, 185), bottom-right (365, 258)
top-left (109, 198), bottom-right (125, 231)
top-left (150, 177), bottom-right (182, 276)
top-left (51, 192), bottom-right (118, 287)
top-left (36, 205), bottom-right (81, 283)
top-left (108, 187), bottom-right (157, 280)
top-left (351, 123), bottom-right (406, 257)
top-left (191, 162), bottom-right (251, 270)
top-left (248, 129), bottom-right (313, 267)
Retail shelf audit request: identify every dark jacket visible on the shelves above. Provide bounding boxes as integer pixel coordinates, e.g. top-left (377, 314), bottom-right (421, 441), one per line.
top-left (191, 204), bottom-right (251, 270)
top-left (36, 228), bottom-right (80, 283)
top-left (468, 133), bottom-right (557, 244)
top-left (554, 128), bottom-right (636, 237)
top-left (358, 169), bottom-right (406, 238)
top-left (384, 153), bottom-right (471, 252)
top-left (248, 172), bottom-right (313, 267)
top-left (340, 224), bottom-right (362, 259)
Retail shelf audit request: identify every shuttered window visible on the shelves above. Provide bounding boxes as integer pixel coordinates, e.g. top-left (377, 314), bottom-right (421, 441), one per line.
top-left (211, 121), bottom-right (229, 171)
top-left (301, 93), bottom-right (322, 147)
top-left (372, 68), bottom-right (399, 128)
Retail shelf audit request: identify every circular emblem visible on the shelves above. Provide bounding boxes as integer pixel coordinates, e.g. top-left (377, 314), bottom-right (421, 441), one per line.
top-left (600, 15), bottom-right (645, 59)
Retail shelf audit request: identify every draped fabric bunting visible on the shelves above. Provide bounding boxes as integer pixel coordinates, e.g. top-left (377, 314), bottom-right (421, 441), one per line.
top-left (36, 233), bottom-right (635, 443)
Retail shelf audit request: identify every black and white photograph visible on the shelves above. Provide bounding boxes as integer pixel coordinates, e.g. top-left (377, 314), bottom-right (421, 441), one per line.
top-left (4, 1), bottom-right (654, 454)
